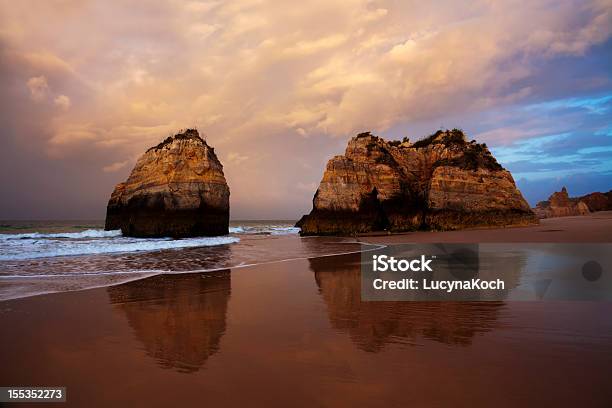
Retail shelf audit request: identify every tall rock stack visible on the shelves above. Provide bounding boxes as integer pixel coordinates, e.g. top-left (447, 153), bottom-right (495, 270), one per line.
top-left (105, 129), bottom-right (230, 238)
top-left (297, 130), bottom-right (536, 235)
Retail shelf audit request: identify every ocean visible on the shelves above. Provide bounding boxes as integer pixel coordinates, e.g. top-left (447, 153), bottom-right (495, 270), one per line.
top-left (0, 220), bottom-right (367, 301)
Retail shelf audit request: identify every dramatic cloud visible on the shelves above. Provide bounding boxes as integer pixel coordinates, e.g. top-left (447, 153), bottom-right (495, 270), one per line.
top-left (0, 0), bottom-right (611, 218)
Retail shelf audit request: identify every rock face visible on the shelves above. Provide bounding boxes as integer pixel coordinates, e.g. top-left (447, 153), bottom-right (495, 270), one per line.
top-left (297, 130), bottom-right (536, 235)
top-left (576, 191), bottom-right (612, 212)
top-left (105, 129), bottom-right (230, 237)
top-left (534, 187), bottom-right (590, 219)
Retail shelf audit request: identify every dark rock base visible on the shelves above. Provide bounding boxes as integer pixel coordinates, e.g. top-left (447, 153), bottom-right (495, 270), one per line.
top-left (105, 194), bottom-right (229, 238)
top-left (297, 208), bottom-right (538, 236)
top-left (105, 209), bottom-right (229, 238)
top-left (105, 208), bottom-right (229, 238)
top-left (425, 209), bottom-right (538, 231)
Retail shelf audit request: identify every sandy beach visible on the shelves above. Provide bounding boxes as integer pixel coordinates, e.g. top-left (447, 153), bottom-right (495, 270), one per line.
top-left (1, 256), bottom-right (611, 407)
top-left (359, 211), bottom-right (612, 244)
top-left (1, 214), bottom-right (612, 407)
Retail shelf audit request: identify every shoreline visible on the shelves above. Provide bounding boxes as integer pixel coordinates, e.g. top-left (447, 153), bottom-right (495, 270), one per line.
top-left (0, 233), bottom-right (378, 303)
top-left (1, 213), bottom-right (610, 302)
top-left (0, 238), bottom-right (384, 303)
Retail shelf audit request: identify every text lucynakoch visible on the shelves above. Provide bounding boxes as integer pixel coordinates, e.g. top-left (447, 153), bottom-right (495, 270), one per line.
top-left (372, 278), bottom-right (505, 292)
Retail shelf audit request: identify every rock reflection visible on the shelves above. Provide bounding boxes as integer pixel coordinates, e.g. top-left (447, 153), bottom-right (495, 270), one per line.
top-left (310, 253), bottom-right (506, 352)
top-left (107, 270), bottom-right (231, 373)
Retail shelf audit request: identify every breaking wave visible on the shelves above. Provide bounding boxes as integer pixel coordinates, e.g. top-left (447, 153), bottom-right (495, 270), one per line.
top-left (0, 229), bottom-right (123, 240)
top-left (229, 225), bottom-right (300, 235)
top-left (0, 230), bottom-right (239, 261)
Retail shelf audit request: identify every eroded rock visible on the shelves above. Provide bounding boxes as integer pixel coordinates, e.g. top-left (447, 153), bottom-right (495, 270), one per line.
top-left (297, 130), bottom-right (536, 235)
top-left (534, 187), bottom-right (590, 219)
top-left (105, 129), bottom-right (230, 237)
top-left (576, 191), bottom-right (612, 212)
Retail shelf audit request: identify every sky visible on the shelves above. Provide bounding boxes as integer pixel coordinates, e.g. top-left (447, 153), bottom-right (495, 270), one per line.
top-left (0, 0), bottom-right (611, 220)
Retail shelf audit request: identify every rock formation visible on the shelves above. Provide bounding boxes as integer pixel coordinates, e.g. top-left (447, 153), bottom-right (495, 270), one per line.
top-left (534, 187), bottom-right (590, 218)
top-left (297, 129), bottom-right (536, 235)
top-left (105, 129), bottom-right (230, 237)
top-left (576, 190), bottom-right (612, 212)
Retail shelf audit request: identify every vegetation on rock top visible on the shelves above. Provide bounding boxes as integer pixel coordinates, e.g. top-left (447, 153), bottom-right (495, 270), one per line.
top-left (356, 128), bottom-right (503, 172)
top-left (148, 129), bottom-right (206, 152)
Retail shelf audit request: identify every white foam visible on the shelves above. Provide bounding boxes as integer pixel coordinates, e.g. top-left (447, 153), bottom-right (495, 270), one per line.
top-left (270, 227), bottom-right (300, 235)
top-left (229, 225), bottom-right (299, 235)
top-left (0, 234), bottom-right (240, 261)
top-left (0, 224), bottom-right (299, 262)
top-left (0, 229), bottom-right (122, 240)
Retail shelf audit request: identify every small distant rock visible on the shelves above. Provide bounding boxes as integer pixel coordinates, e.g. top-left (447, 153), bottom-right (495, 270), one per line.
top-left (105, 129), bottom-right (230, 238)
top-left (534, 187), bottom-right (590, 219)
top-left (576, 190), bottom-right (612, 212)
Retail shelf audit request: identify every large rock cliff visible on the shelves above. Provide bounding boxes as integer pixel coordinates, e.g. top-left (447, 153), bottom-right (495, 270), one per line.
top-left (105, 129), bottom-right (230, 237)
top-left (297, 130), bottom-right (536, 235)
top-left (534, 187), bottom-right (590, 219)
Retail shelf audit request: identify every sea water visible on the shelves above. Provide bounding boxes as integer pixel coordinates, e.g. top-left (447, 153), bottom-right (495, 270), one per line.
top-left (0, 220), bottom-right (364, 301)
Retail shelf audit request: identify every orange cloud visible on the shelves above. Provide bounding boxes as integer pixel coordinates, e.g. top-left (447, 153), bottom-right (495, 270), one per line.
top-left (26, 76), bottom-right (49, 101)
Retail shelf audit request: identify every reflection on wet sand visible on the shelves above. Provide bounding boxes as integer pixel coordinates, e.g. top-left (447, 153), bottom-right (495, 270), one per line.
top-left (2, 246), bottom-right (612, 407)
top-left (107, 270), bottom-right (231, 373)
top-left (310, 253), bottom-right (508, 351)
top-left (361, 244), bottom-right (527, 301)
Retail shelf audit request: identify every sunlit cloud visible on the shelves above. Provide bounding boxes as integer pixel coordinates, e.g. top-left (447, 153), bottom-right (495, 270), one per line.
top-left (225, 152), bottom-right (249, 165)
top-left (102, 160), bottom-right (129, 173)
top-left (26, 75), bottom-right (49, 101)
top-left (54, 94), bottom-right (71, 110)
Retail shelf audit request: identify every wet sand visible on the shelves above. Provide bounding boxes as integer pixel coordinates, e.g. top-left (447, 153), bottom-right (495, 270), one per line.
top-left (2, 250), bottom-right (612, 407)
top-left (359, 211), bottom-right (612, 244)
top-left (0, 234), bottom-right (367, 301)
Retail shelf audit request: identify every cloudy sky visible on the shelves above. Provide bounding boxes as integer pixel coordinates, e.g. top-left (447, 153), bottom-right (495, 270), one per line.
top-left (1, 0), bottom-right (611, 220)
